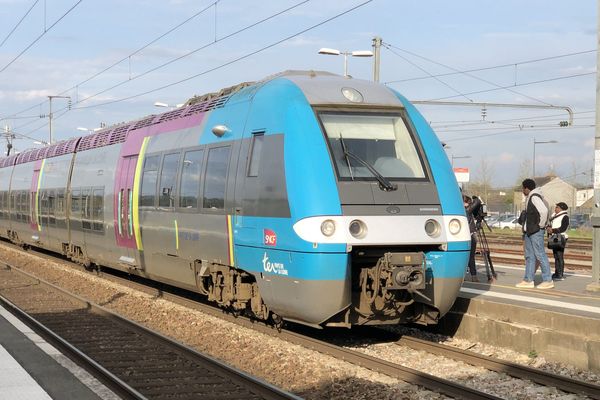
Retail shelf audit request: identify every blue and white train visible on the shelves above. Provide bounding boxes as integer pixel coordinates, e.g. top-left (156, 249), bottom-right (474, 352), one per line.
top-left (0, 71), bottom-right (470, 328)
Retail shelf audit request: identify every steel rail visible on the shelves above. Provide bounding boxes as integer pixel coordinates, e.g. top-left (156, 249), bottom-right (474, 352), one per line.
top-left (398, 336), bottom-right (600, 399)
top-left (0, 292), bottom-right (148, 400)
top-left (0, 241), bottom-right (583, 399)
top-left (0, 255), bottom-right (500, 400)
top-left (0, 262), bottom-right (299, 400)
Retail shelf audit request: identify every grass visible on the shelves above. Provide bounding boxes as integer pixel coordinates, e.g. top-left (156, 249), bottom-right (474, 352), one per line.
top-left (489, 227), bottom-right (592, 240)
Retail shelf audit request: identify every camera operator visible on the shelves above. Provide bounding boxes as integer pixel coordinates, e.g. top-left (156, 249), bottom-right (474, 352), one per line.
top-left (463, 195), bottom-right (480, 282)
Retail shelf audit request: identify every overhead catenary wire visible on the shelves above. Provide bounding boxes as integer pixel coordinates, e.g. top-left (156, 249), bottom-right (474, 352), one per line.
top-left (61, 0), bottom-right (375, 111)
top-left (0, 0), bottom-right (40, 49)
top-left (383, 42), bottom-right (555, 106)
top-left (0, 0), bottom-right (85, 74)
top-left (384, 49), bottom-right (596, 85)
top-left (17, 0), bottom-right (374, 141)
top-left (0, 0), bottom-right (310, 123)
top-left (382, 44), bottom-right (474, 102)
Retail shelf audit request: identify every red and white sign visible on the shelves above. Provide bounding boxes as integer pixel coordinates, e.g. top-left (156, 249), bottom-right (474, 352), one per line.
top-left (263, 229), bottom-right (277, 246)
top-left (453, 167), bottom-right (470, 183)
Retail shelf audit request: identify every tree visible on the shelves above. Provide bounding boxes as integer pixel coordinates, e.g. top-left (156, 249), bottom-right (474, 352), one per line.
top-left (515, 158), bottom-right (531, 187)
top-left (472, 157), bottom-right (495, 204)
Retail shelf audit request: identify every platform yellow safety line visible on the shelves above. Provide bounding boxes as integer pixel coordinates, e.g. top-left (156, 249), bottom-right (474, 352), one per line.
top-left (132, 137), bottom-right (150, 251)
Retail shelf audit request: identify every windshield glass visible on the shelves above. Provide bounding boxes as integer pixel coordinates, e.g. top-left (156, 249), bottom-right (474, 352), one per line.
top-left (320, 112), bottom-right (426, 180)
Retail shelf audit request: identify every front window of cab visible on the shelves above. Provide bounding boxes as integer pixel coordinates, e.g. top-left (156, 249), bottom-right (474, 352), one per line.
top-left (319, 112), bottom-right (426, 180)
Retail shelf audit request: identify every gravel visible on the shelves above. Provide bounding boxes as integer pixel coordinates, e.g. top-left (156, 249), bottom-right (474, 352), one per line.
top-left (0, 243), bottom-right (598, 399)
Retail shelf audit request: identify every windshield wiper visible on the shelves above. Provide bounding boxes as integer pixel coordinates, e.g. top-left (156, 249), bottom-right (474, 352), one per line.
top-left (338, 135), bottom-right (397, 191)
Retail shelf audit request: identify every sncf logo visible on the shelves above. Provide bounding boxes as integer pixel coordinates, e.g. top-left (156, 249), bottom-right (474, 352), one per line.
top-left (263, 229), bottom-right (277, 246)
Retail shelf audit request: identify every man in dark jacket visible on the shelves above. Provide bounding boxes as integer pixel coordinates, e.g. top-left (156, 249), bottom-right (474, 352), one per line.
top-left (516, 178), bottom-right (553, 289)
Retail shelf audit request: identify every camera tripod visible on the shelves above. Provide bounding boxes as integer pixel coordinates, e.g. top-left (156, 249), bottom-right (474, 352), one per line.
top-left (475, 219), bottom-right (497, 282)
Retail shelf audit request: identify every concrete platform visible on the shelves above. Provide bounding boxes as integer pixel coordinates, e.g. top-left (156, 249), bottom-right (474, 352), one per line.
top-left (0, 305), bottom-right (118, 400)
top-left (437, 262), bottom-right (600, 371)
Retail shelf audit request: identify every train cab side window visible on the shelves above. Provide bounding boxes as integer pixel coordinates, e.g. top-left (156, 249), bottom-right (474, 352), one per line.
top-left (247, 133), bottom-right (264, 177)
top-left (203, 146), bottom-right (230, 210)
top-left (158, 152), bottom-right (180, 209)
top-left (179, 149), bottom-right (204, 209)
top-left (140, 155), bottom-right (160, 207)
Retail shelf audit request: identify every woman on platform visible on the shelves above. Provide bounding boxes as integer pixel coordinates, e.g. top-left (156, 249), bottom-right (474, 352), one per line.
top-left (547, 202), bottom-right (569, 281)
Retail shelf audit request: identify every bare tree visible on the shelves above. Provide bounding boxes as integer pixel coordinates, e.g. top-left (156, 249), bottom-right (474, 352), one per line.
top-left (472, 157), bottom-right (495, 204)
top-left (515, 158), bottom-right (531, 187)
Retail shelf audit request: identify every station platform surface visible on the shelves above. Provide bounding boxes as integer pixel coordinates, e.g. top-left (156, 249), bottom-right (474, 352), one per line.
top-left (438, 261), bottom-right (600, 370)
top-left (0, 304), bottom-right (117, 400)
top-left (463, 262), bottom-right (600, 320)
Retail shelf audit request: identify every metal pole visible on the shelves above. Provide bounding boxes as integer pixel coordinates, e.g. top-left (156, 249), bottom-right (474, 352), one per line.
top-left (532, 138), bottom-right (536, 178)
top-left (48, 96), bottom-right (53, 145)
top-left (586, 0), bottom-right (600, 291)
top-left (372, 36), bottom-right (382, 82)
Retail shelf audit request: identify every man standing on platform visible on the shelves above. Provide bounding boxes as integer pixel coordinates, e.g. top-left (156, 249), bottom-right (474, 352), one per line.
top-left (515, 178), bottom-right (554, 289)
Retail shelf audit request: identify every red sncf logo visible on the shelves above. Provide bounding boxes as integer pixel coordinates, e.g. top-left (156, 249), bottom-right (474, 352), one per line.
top-left (263, 229), bottom-right (277, 246)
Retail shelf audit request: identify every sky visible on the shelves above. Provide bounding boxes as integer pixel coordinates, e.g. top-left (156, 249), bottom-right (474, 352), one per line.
top-left (0, 0), bottom-right (596, 188)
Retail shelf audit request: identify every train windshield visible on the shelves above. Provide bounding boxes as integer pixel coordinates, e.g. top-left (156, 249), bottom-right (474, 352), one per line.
top-left (320, 112), bottom-right (426, 180)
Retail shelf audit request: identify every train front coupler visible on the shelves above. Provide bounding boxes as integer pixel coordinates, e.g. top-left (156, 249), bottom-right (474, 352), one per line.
top-left (357, 252), bottom-right (427, 318)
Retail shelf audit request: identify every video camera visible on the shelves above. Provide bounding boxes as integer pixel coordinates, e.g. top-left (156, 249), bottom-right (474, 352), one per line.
top-left (470, 196), bottom-right (487, 222)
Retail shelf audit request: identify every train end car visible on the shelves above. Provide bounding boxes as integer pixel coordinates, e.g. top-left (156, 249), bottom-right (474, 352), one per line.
top-left (216, 71), bottom-right (470, 328)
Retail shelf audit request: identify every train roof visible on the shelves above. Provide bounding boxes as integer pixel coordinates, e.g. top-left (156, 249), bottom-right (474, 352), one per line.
top-left (0, 70), bottom-right (402, 168)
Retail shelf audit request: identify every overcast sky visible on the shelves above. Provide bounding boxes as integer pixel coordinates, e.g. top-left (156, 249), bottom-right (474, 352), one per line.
top-left (0, 0), bottom-right (596, 187)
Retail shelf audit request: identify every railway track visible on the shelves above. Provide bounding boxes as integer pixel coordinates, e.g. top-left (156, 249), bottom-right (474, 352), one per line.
top-left (485, 234), bottom-right (592, 269)
top-left (1, 241), bottom-right (597, 399)
top-left (396, 336), bottom-right (600, 399)
top-left (2, 241), bottom-right (600, 399)
top-left (0, 262), bottom-right (298, 400)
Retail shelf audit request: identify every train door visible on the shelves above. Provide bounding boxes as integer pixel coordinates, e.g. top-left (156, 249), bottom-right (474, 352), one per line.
top-left (115, 156), bottom-right (137, 267)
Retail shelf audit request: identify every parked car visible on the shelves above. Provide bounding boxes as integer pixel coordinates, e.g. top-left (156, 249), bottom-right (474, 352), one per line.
top-left (489, 214), bottom-right (516, 228)
top-left (495, 217), bottom-right (520, 230)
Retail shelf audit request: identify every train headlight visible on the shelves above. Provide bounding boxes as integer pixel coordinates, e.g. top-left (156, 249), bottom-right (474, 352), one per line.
top-left (349, 219), bottom-right (367, 239)
top-left (320, 219), bottom-right (336, 237)
top-left (424, 219), bottom-right (441, 237)
top-left (448, 219), bottom-right (462, 235)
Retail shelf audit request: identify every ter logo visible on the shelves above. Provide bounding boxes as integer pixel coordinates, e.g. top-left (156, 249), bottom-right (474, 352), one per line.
top-left (263, 229), bottom-right (277, 246)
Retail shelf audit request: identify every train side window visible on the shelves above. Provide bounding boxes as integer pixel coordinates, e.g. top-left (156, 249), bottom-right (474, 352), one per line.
top-left (179, 149), bottom-right (204, 209)
top-left (56, 190), bottom-right (65, 217)
top-left (158, 152), bottom-right (180, 209)
top-left (25, 192), bottom-right (30, 224)
top-left (247, 133), bottom-right (264, 177)
top-left (140, 155), bottom-right (160, 207)
top-left (48, 190), bottom-right (56, 226)
top-left (71, 189), bottom-right (81, 216)
top-left (203, 146), bottom-right (230, 210)
top-left (92, 188), bottom-right (104, 232)
top-left (82, 188), bottom-right (92, 230)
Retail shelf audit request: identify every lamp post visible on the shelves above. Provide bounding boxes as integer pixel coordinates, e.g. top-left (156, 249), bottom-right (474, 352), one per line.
top-left (318, 47), bottom-right (373, 77)
top-left (532, 138), bottom-right (558, 177)
top-left (451, 154), bottom-right (471, 167)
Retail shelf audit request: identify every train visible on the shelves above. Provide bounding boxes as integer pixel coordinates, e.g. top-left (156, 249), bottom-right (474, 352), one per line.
top-left (0, 70), bottom-right (470, 328)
